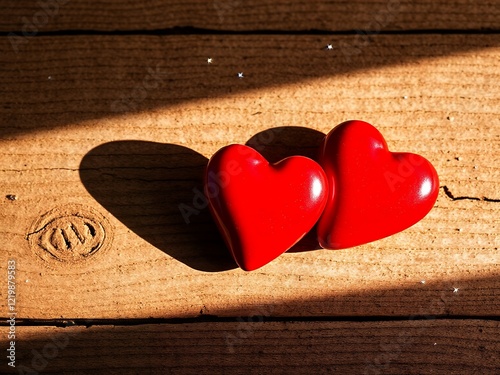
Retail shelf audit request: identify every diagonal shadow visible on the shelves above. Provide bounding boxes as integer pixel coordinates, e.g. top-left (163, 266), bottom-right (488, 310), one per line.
top-left (79, 127), bottom-right (326, 271)
top-left (1, 31), bottom-right (498, 138)
top-left (3, 274), bottom-right (500, 374)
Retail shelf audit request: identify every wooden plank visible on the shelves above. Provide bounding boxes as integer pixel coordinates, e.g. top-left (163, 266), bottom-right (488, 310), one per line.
top-left (0, 34), bottom-right (499, 319)
top-left (1, 0), bottom-right (499, 33)
top-left (1, 320), bottom-right (499, 374)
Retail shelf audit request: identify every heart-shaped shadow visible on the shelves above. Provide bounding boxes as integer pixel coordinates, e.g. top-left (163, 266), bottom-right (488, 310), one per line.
top-left (79, 141), bottom-right (236, 272)
top-left (79, 127), bottom-right (326, 272)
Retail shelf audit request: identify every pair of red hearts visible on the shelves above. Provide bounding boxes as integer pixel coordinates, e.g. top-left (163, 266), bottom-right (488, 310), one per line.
top-left (205, 120), bottom-right (439, 271)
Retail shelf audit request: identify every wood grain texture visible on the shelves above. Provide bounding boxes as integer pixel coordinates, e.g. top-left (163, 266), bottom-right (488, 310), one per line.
top-left (1, 320), bottom-right (499, 374)
top-left (1, 0), bottom-right (499, 32)
top-left (0, 34), bottom-right (498, 319)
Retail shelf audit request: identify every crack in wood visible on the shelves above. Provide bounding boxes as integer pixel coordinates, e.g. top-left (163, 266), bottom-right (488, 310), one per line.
top-left (441, 185), bottom-right (500, 202)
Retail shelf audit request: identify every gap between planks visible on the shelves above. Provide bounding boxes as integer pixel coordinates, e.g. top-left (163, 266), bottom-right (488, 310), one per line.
top-left (1, 0), bottom-right (499, 32)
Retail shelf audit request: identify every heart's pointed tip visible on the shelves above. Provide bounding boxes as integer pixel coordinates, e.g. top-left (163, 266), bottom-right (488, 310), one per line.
top-left (236, 255), bottom-right (269, 272)
top-left (239, 264), bottom-right (261, 272)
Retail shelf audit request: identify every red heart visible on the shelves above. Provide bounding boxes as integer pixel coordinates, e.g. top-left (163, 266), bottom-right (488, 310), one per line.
top-left (317, 120), bottom-right (439, 249)
top-left (205, 144), bottom-right (328, 271)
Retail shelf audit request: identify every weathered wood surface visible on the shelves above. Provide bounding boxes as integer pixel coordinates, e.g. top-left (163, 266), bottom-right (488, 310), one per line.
top-left (1, 0), bottom-right (499, 32)
top-left (1, 34), bottom-right (498, 319)
top-left (1, 1), bottom-right (499, 373)
top-left (1, 320), bottom-right (499, 374)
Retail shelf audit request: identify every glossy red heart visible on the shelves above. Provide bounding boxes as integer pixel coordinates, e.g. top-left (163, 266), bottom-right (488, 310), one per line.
top-left (317, 120), bottom-right (439, 249)
top-left (205, 144), bottom-right (328, 271)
